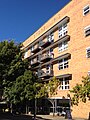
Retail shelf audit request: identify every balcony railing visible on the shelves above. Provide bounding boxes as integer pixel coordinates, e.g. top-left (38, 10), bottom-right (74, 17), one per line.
top-left (31, 44), bottom-right (41, 53)
top-left (38, 69), bottom-right (53, 78)
top-left (31, 59), bottom-right (40, 66)
top-left (23, 16), bottom-right (70, 53)
top-left (40, 40), bottom-right (52, 48)
top-left (41, 53), bottom-right (54, 62)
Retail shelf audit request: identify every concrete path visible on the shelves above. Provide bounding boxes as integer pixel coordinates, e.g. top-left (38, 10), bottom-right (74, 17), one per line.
top-left (0, 112), bottom-right (88, 120)
top-left (36, 115), bottom-right (88, 120)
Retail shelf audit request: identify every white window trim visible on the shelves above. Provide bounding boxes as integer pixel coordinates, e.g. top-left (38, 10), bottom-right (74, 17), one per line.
top-left (84, 25), bottom-right (90, 37)
top-left (48, 48), bottom-right (54, 58)
top-left (84, 25), bottom-right (90, 30)
top-left (59, 78), bottom-right (69, 90)
top-left (58, 24), bottom-right (68, 38)
top-left (58, 58), bottom-right (68, 70)
top-left (30, 46), bottom-right (34, 52)
top-left (47, 33), bottom-right (54, 42)
top-left (58, 41), bottom-right (68, 52)
top-left (24, 50), bottom-right (28, 58)
top-left (83, 5), bottom-right (90, 16)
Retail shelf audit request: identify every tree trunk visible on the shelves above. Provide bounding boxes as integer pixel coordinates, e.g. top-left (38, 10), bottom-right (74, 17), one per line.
top-left (26, 104), bottom-right (28, 114)
top-left (10, 103), bottom-right (13, 114)
top-left (34, 98), bottom-right (37, 120)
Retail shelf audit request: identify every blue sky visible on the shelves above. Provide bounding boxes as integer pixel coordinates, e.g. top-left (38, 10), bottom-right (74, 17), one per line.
top-left (0, 0), bottom-right (70, 43)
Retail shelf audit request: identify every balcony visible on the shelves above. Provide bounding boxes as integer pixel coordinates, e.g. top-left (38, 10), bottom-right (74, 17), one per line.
top-left (31, 44), bottom-right (41, 53)
top-left (40, 41), bottom-right (51, 48)
top-left (29, 35), bottom-right (70, 61)
top-left (31, 59), bottom-right (40, 66)
top-left (41, 53), bottom-right (54, 62)
top-left (39, 69), bottom-right (53, 78)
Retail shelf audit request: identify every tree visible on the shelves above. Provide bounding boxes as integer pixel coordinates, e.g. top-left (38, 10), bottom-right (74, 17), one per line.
top-left (4, 70), bottom-right (40, 114)
top-left (36, 77), bottom-right (60, 98)
top-left (7, 70), bottom-right (42, 118)
top-left (4, 70), bottom-right (36, 104)
top-left (70, 76), bottom-right (90, 106)
top-left (0, 40), bottom-right (28, 101)
top-left (36, 77), bottom-right (60, 117)
top-left (0, 40), bottom-right (60, 118)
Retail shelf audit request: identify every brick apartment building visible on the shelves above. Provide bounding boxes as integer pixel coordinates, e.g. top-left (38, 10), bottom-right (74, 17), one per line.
top-left (22, 0), bottom-right (90, 119)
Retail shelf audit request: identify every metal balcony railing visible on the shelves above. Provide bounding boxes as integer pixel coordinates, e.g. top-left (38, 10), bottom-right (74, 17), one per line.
top-left (38, 69), bottom-right (53, 78)
top-left (40, 40), bottom-right (52, 48)
top-left (31, 59), bottom-right (40, 66)
top-left (31, 44), bottom-right (41, 53)
top-left (41, 53), bottom-right (54, 62)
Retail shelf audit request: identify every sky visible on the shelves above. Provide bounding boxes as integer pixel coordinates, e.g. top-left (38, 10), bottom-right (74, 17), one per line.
top-left (0, 0), bottom-right (70, 43)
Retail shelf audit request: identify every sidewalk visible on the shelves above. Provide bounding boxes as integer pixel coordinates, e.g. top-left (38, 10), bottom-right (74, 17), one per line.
top-left (36, 115), bottom-right (88, 120)
top-left (36, 115), bottom-right (65, 120)
top-left (0, 112), bottom-right (88, 120)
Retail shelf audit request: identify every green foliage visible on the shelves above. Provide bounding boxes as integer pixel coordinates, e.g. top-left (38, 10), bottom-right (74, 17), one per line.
top-left (4, 70), bottom-right (38, 104)
top-left (0, 40), bottom-right (28, 83)
top-left (0, 40), bottom-right (28, 102)
top-left (70, 76), bottom-right (90, 105)
top-left (0, 40), bottom-right (61, 106)
top-left (35, 82), bottom-right (48, 98)
top-left (36, 77), bottom-right (60, 98)
top-left (48, 77), bottom-right (60, 96)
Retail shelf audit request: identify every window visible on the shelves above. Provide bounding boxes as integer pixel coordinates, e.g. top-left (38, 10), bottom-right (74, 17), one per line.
top-left (83, 5), bottom-right (90, 16)
top-left (58, 40), bottom-right (68, 52)
top-left (50, 48), bottom-right (53, 53)
top-left (86, 47), bottom-right (90, 58)
top-left (47, 33), bottom-right (54, 42)
top-left (49, 48), bottom-right (54, 58)
top-left (58, 58), bottom-right (69, 70)
top-left (46, 65), bottom-right (50, 74)
top-left (24, 50), bottom-right (28, 58)
top-left (59, 77), bottom-right (69, 90)
top-left (30, 46), bottom-right (34, 52)
top-left (84, 26), bottom-right (90, 37)
top-left (39, 40), bottom-right (42, 46)
top-left (58, 24), bottom-right (68, 38)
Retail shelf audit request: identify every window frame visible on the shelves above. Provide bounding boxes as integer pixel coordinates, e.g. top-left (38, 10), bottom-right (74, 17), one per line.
top-left (86, 47), bottom-right (90, 58)
top-left (58, 23), bottom-right (68, 38)
top-left (46, 65), bottom-right (51, 74)
top-left (84, 25), bottom-right (90, 37)
top-left (58, 40), bottom-right (68, 52)
top-left (59, 78), bottom-right (69, 90)
top-left (58, 58), bottom-right (69, 70)
top-left (47, 33), bottom-right (54, 42)
top-left (83, 5), bottom-right (90, 16)
top-left (24, 50), bottom-right (28, 59)
top-left (30, 46), bottom-right (34, 52)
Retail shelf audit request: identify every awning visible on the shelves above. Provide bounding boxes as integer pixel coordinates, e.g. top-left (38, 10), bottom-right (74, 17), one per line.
top-left (52, 53), bottom-right (71, 64)
top-left (56, 74), bottom-right (72, 79)
top-left (41, 74), bottom-right (72, 82)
